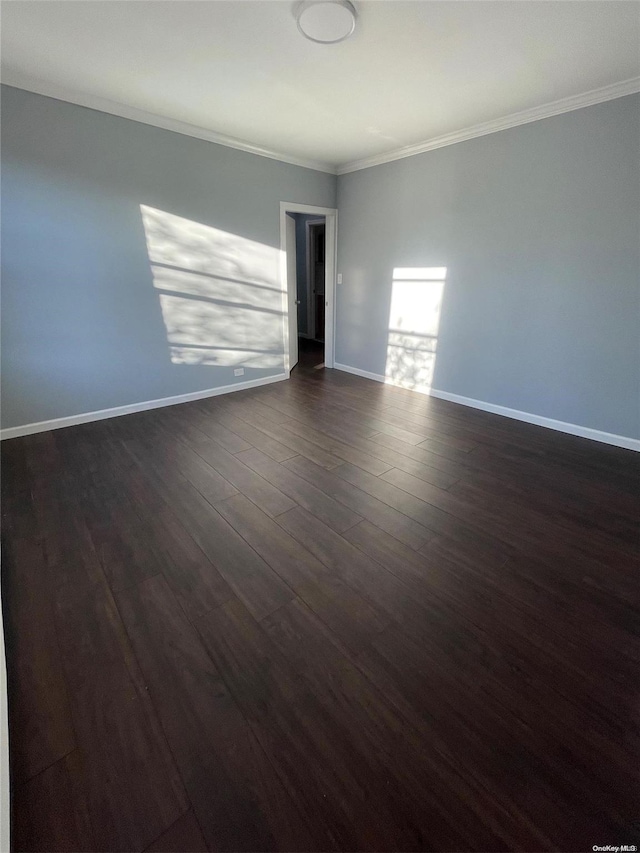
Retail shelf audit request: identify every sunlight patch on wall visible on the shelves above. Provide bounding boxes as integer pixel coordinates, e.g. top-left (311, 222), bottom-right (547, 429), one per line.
top-left (141, 205), bottom-right (285, 369)
top-left (385, 267), bottom-right (446, 392)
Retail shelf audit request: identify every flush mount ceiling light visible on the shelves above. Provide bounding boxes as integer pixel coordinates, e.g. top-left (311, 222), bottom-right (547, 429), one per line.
top-left (296, 0), bottom-right (357, 44)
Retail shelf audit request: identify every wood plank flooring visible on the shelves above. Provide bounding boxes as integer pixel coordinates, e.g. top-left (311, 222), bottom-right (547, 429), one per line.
top-left (3, 338), bottom-right (639, 852)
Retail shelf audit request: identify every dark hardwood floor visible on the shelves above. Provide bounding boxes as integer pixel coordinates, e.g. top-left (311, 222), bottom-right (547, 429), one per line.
top-left (3, 338), bottom-right (639, 852)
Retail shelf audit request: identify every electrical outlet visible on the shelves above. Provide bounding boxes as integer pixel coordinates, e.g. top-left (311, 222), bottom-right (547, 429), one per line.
top-left (234, 368), bottom-right (245, 376)
top-left (337, 273), bottom-right (343, 284)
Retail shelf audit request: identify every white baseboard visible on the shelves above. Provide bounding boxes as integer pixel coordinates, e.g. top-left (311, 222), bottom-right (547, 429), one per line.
top-left (0, 373), bottom-right (288, 440)
top-left (334, 362), bottom-right (386, 383)
top-left (333, 363), bottom-right (640, 452)
top-left (429, 388), bottom-right (640, 452)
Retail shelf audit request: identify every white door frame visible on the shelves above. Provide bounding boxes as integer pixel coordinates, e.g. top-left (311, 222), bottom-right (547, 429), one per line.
top-left (285, 213), bottom-right (299, 370)
top-left (280, 201), bottom-right (337, 371)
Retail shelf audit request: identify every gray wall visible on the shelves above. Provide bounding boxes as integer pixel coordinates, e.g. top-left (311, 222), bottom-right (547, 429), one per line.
top-left (1, 85), bottom-right (336, 430)
top-left (336, 94), bottom-right (640, 439)
top-left (3, 86), bottom-right (638, 440)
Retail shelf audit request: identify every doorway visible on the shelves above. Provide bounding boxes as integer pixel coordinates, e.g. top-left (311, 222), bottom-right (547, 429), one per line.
top-left (280, 202), bottom-right (337, 374)
top-left (306, 219), bottom-right (326, 344)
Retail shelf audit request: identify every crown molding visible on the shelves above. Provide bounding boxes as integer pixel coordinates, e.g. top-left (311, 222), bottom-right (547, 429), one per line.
top-left (0, 73), bottom-right (338, 175)
top-left (337, 76), bottom-right (640, 174)
top-left (3, 72), bottom-right (638, 178)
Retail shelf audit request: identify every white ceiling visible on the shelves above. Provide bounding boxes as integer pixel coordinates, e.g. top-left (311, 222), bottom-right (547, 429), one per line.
top-left (2, 1), bottom-right (639, 172)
